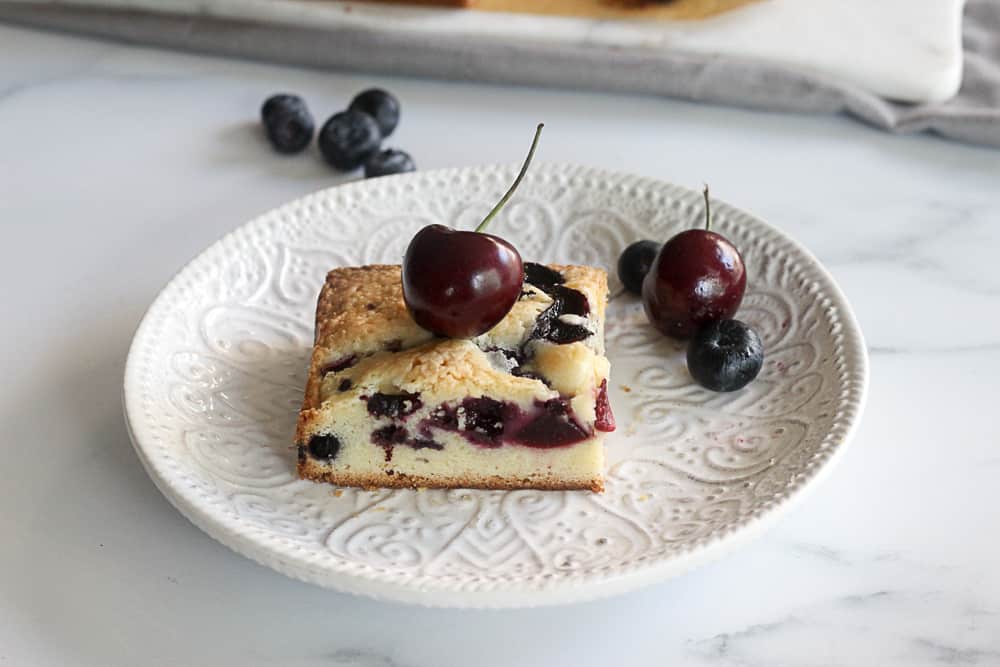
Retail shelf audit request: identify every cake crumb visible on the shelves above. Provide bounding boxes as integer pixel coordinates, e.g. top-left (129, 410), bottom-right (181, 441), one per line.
top-left (333, 489), bottom-right (344, 497)
top-left (638, 494), bottom-right (649, 502)
top-left (621, 385), bottom-right (632, 393)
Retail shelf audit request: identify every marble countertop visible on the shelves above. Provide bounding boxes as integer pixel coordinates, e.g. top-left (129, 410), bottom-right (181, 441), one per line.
top-left (2, 23), bottom-right (999, 667)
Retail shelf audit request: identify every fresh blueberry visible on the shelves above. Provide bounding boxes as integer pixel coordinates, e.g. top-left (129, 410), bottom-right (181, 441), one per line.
top-left (318, 110), bottom-right (382, 171)
top-left (261, 93), bottom-right (298, 123)
top-left (617, 240), bottom-right (661, 295)
top-left (307, 434), bottom-right (341, 460)
top-left (365, 149), bottom-right (416, 178)
top-left (686, 319), bottom-right (764, 392)
top-left (260, 94), bottom-right (314, 154)
top-left (348, 88), bottom-right (401, 137)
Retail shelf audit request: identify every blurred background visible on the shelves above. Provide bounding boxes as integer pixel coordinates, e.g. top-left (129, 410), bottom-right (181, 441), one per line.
top-left (1, 1), bottom-right (999, 666)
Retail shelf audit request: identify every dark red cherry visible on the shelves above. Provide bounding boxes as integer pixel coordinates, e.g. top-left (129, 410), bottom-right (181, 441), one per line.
top-left (402, 125), bottom-right (543, 338)
top-left (403, 226), bottom-right (524, 337)
top-left (642, 186), bottom-right (746, 340)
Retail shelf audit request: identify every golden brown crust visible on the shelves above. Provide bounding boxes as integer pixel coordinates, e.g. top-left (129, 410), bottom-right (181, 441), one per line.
top-left (297, 265), bottom-right (430, 444)
top-left (314, 265), bottom-right (433, 357)
top-left (298, 455), bottom-right (604, 493)
top-left (311, 264), bottom-right (606, 355)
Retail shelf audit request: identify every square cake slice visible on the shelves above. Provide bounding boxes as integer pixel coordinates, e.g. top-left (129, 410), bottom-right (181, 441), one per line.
top-left (295, 262), bottom-right (614, 492)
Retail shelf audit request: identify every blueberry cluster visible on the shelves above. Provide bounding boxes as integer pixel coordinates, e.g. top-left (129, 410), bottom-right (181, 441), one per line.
top-left (617, 184), bottom-right (765, 393)
top-left (260, 88), bottom-right (416, 178)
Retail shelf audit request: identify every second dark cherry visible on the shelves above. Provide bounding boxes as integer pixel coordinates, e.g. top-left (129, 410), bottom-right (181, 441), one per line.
top-left (642, 187), bottom-right (746, 339)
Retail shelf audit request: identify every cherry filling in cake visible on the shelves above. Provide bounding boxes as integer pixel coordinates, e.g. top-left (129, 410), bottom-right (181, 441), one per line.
top-left (422, 396), bottom-right (590, 448)
top-left (522, 262), bottom-right (594, 346)
top-left (296, 263), bottom-right (613, 491)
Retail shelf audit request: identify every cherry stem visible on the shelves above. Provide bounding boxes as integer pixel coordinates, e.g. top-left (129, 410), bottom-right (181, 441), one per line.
top-left (475, 123), bottom-right (544, 233)
top-left (703, 184), bottom-right (712, 232)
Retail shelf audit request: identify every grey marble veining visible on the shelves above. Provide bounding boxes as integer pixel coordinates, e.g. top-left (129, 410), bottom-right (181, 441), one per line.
top-left (0, 22), bottom-right (999, 667)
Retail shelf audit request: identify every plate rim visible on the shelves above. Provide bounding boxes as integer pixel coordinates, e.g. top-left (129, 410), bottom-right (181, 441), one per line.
top-left (123, 162), bottom-right (869, 608)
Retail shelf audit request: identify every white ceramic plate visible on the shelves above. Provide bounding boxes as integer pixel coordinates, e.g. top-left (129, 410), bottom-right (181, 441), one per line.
top-left (123, 164), bottom-right (868, 608)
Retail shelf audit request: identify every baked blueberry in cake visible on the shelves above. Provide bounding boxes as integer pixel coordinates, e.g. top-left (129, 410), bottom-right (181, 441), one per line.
top-left (295, 262), bottom-right (614, 491)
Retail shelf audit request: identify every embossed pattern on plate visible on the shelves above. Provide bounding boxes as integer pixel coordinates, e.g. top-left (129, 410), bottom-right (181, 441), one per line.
top-left (123, 164), bottom-right (868, 607)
